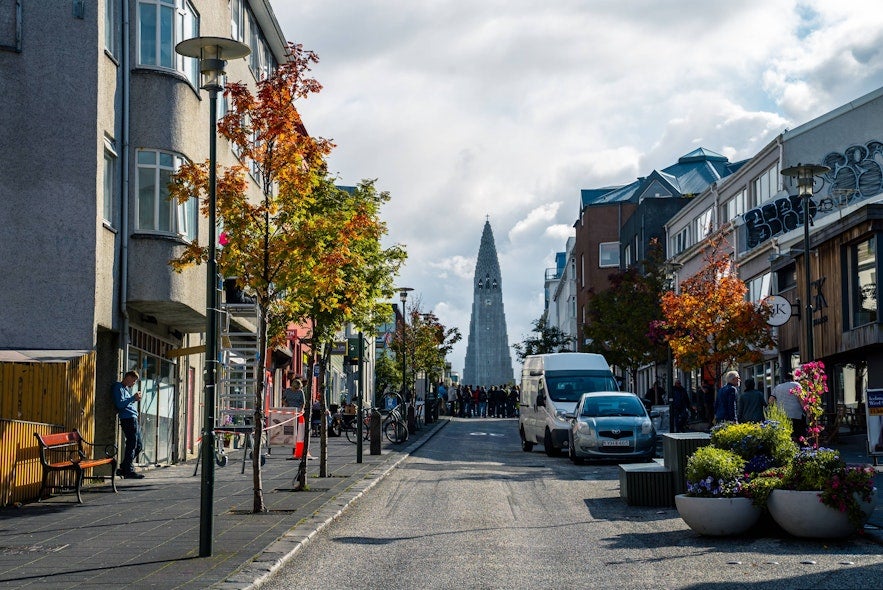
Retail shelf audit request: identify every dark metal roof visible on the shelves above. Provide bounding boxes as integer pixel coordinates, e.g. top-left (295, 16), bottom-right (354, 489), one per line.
top-left (580, 148), bottom-right (748, 208)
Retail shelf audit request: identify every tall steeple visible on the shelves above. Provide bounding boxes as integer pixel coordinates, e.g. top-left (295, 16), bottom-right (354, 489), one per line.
top-left (463, 220), bottom-right (514, 386)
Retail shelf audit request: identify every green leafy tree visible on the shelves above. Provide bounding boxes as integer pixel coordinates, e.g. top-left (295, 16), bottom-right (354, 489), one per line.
top-left (512, 316), bottom-right (575, 363)
top-left (169, 44), bottom-right (331, 512)
top-left (581, 242), bottom-right (669, 390)
top-left (282, 176), bottom-right (406, 489)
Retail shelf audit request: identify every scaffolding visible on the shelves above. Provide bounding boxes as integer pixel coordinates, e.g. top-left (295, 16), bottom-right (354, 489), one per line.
top-left (218, 302), bottom-right (261, 429)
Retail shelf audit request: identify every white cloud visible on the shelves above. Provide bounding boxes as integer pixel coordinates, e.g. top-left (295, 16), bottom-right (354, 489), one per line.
top-left (274, 0), bottom-right (883, 377)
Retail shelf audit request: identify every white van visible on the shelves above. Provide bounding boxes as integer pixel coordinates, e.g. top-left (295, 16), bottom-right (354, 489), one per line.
top-left (519, 353), bottom-right (618, 456)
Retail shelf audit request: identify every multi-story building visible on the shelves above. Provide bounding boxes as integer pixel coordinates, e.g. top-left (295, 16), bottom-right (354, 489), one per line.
top-left (543, 236), bottom-right (577, 350)
top-left (667, 86), bottom-right (883, 431)
top-left (0, 1), bottom-right (291, 470)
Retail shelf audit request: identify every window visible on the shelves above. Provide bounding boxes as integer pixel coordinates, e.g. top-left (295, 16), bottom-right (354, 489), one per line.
top-left (138, 0), bottom-right (199, 86)
top-left (694, 208), bottom-right (713, 240)
top-left (231, 0), bottom-right (244, 41)
top-left (105, 0), bottom-right (115, 54)
top-left (246, 8), bottom-right (277, 81)
top-left (723, 188), bottom-right (749, 221)
top-left (746, 273), bottom-right (770, 302)
top-left (599, 242), bottom-right (619, 268)
top-left (850, 237), bottom-right (877, 327)
top-left (136, 149), bottom-right (197, 240)
top-left (103, 137), bottom-right (117, 225)
top-left (672, 226), bottom-right (689, 255)
top-left (754, 162), bottom-right (781, 204)
top-left (580, 253), bottom-right (585, 287)
top-left (776, 264), bottom-right (796, 292)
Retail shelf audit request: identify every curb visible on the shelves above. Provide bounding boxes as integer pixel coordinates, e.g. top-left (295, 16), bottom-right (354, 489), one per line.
top-left (215, 419), bottom-right (450, 589)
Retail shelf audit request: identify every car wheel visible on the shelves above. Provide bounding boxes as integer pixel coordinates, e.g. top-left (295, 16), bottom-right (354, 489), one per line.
top-left (568, 433), bottom-right (584, 464)
top-left (520, 427), bottom-right (534, 452)
top-left (544, 429), bottom-right (561, 457)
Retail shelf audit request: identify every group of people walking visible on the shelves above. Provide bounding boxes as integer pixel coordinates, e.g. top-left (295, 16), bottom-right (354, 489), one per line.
top-left (713, 370), bottom-right (806, 438)
top-left (445, 384), bottom-right (519, 418)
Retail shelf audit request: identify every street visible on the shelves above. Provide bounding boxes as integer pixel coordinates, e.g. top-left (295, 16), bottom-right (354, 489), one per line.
top-left (261, 418), bottom-right (883, 590)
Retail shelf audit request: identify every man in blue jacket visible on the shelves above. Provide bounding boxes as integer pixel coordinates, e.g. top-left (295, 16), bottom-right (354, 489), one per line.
top-left (112, 370), bottom-right (145, 479)
top-left (714, 371), bottom-right (740, 424)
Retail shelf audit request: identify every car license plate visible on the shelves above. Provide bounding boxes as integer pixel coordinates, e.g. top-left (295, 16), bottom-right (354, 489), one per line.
top-left (602, 440), bottom-right (630, 447)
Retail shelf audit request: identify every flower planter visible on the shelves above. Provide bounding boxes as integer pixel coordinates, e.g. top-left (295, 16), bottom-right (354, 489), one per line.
top-left (675, 494), bottom-right (762, 536)
top-left (767, 488), bottom-right (877, 538)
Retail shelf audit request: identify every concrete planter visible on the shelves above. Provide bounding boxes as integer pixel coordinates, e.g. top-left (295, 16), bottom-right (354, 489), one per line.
top-left (767, 488), bottom-right (876, 539)
top-left (675, 494), bottom-right (761, 536)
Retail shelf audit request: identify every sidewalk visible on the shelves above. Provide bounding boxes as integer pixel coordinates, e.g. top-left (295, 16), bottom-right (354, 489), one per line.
top-left (0, 418), bottom-right (449, 589)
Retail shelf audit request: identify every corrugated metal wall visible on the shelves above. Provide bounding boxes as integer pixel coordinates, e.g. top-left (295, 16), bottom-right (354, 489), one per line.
top-left (0, 352), bottom-right (96, 505)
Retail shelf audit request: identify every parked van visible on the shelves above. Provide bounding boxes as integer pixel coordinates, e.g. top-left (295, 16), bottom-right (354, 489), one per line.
top-left (519, 353), bottom-right (618, 456)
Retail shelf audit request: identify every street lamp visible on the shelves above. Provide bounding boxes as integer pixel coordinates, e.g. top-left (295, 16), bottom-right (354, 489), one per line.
top-left (175, 36), bottom-right (250, 559)
top-left (397, 287), bottom-right (413, 428)
top-left (781, 163), bottom-right (830, 363)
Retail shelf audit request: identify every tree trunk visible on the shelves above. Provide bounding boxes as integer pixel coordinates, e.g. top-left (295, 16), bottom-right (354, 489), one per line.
top-left (252, 307), bottom-right (268, 512)
top-left (319, 343), bottom-right (330, 478)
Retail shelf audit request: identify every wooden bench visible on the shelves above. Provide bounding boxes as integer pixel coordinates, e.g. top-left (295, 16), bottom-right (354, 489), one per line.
top-left (34, 430), bottom-right (118, 503)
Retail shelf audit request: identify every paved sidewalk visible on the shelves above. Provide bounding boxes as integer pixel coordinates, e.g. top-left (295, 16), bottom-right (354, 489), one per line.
top-left (0, 418), bottom-right (449, 589)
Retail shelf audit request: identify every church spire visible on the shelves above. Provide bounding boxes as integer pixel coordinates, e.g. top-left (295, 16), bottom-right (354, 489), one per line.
top-left (463, 220), bottom-right (514, 386)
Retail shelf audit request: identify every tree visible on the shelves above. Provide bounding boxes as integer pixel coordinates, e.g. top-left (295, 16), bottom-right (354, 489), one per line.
top-left (169, 44), bottom-right (332, 512)
top-left (660, 239), bottom-right (775, 381)
top-left (410, 310), bottom-right (461, 386)
top-left (512, 316), bottom-right (574, 362)
top-left (282, 175), bottom-right (406, 489)
top-left (581, 242), bottom-right (669, 390)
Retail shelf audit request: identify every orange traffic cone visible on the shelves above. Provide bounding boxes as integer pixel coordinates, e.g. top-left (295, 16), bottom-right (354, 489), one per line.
top-left (292, 412), bottom-right (305, 459)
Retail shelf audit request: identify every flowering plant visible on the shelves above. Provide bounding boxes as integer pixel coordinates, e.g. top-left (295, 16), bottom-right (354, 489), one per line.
top-left (684, 446), bottom-right (747, 498)
top-left (792, 361), bottom-right (827, 448)
top-left (776, 447), bottom-right (876, 527)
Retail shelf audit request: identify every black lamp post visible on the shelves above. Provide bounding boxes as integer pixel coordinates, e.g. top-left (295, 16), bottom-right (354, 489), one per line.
top-left (398, 287), bottom-right (413, 417)
top-left (781, 163), bottom-right (830, 363)
top-left (175, 36), bottom-right (250, 559)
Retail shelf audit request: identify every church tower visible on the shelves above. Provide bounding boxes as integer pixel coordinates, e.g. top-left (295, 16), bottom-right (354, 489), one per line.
top-left (463, 220), bottom-right (514, 386)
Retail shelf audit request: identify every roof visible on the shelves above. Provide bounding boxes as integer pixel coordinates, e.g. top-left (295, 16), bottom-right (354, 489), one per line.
top-left (580, 148), bottom-right (748, 208)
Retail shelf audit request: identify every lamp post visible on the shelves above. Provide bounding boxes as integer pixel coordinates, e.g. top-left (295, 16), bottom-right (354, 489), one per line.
top-left (175, 36), bottom-right (250, 559)
top-left (397, 287), bottom-right (413, 412)
top-left (781, 163), bottom-right (830, 363)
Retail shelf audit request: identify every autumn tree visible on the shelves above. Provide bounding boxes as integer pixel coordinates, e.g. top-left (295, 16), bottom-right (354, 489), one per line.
top-left (660, 239), bottom-right (775, 381)
top-left (282, 175), bottom-right (406, 489)
top-left (169, 44), bottom-right (332, 512)
top-left (512, 316), bottom-right (575, 363)
top-left (581, 242), bottom-right (669, 390)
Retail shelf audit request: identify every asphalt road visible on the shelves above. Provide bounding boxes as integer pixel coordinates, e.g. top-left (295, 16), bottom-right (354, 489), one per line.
top-left (260, 418), bottom-right (883, 590)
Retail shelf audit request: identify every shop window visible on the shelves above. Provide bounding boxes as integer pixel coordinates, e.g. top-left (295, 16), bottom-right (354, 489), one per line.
top-left (850, 236), bottom-right (877, 327)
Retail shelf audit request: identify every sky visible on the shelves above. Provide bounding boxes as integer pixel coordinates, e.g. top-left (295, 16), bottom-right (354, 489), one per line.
top-left (273, 1), bottom-right (883, 379)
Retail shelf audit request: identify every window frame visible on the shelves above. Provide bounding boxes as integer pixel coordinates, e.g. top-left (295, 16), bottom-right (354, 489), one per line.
top-left (137, 0), bottom-right (200, 87)
top-left (136, 148), bottom-right (197, 241)
top-left (598, 242), bottom-right (620, 268)
top-left (849, 236), bottom-right (877, 328)
top-left (103, 137), bottom-right (118, 226)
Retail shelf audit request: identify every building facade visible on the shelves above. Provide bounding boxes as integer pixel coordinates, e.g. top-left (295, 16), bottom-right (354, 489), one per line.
top-left (0, 1), bottom-right (290, 467)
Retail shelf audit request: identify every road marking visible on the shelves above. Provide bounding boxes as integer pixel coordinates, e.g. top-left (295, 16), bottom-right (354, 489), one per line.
top-left (469, 432), bottom-right (504, 437)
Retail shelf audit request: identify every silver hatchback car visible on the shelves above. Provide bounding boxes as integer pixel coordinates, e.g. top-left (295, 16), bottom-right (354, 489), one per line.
top-left (565, 391), bottom-right (657, 464)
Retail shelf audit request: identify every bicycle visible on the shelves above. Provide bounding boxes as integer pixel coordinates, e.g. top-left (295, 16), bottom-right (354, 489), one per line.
top-left (344, 409), bottom-right (371, 444)
top-left (383, 405), bottom-right (408, 444)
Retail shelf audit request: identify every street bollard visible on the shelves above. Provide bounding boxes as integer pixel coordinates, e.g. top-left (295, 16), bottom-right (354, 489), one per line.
top-left (407, 404), bottom-right (417, 434)
top-left (369, 408), bottom-right (382, 455)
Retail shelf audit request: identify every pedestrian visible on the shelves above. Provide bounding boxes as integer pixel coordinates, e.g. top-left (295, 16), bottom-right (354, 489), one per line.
top-left (770, 372), bottom-right (806, 441)
top-left (459, 385), bottom-right (471, 417)
top-left (447, 385), bottom-right (458, 416)
top-left (112, 370), bottom-right (145, 479)
top-left (479, 386), bottom-right (489, 417)
top-left (714, 371), bottom-right (740, 424)
top-left (737, 377), bottom-right (766, 423)
top-left (283, 377), bottom-right (306, 412)
top-left (646, 380), bottom-right (664, 406)
top-left (671, 379), bottom-right (690, 432)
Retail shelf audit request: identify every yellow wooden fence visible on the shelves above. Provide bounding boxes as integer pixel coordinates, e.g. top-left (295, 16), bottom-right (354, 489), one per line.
top-left (0, 351), bottom-right (96, 505)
